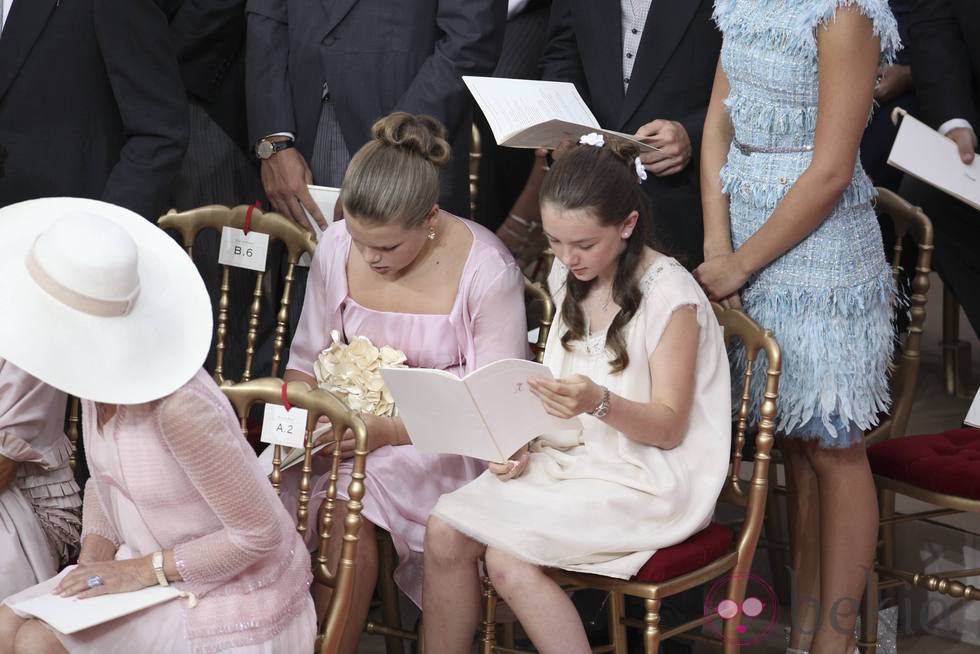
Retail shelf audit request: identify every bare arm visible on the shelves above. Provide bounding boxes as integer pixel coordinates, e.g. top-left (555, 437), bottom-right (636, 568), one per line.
top-left (700, 60), bottom-right (735, 262)
top-left (599, 307), bottom-right (698, 449)
top-left (695, 9), bottom-right (881, 299)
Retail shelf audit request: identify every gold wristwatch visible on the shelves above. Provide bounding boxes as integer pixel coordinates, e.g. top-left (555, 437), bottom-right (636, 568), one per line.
top-left (152, 550), bottom-right (169, 587)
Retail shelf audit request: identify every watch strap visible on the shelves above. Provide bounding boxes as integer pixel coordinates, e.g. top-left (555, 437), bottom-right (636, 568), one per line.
top-left (152, 550), bottom-right (169, 587)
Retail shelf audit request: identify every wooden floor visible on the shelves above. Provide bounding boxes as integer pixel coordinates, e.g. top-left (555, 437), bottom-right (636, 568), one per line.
top-left (357, 273), bottom-right (980, 653)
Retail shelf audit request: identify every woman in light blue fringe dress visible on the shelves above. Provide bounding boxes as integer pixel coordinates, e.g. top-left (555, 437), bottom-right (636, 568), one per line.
top-left (694, 1), bottom-right (900, 652)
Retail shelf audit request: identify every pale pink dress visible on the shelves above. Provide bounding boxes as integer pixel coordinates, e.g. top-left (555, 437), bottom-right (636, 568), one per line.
top-left (0, 359), bottom-right (81, 598)
top-left (4, 370), bottom-right (316, 653)
top-left (284, 217), bottom-right (527, 605)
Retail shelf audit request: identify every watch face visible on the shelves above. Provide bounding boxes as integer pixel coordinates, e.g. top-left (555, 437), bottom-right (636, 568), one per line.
top-left (256, 140), bottom-right (273, 159)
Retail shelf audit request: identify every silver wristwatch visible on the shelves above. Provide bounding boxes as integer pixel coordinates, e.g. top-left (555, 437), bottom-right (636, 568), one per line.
top-left (589, 385), bottom-right (610, 419)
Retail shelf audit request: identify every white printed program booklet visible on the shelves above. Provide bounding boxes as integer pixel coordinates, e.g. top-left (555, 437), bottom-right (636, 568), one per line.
top-left (887, 112), bottom-right (980, 211)
top-left (10, 572), bottom-right (183, 634)
top-left (298, 184), bottom-right (340, 267)
top-left (463, 76), bottom-right (657, 152)
top-left (380, 358), bottom-right (582, 462)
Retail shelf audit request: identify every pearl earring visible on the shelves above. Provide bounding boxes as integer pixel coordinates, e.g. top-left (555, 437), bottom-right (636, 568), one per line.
top-left (622, 232), bottom-right (631, 238)
top-left (427, 228), bottom-right (437, 241)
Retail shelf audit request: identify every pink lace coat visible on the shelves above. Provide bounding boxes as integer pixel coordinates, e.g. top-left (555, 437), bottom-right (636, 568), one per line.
top-left (80, 369), bottom-right (312, 651)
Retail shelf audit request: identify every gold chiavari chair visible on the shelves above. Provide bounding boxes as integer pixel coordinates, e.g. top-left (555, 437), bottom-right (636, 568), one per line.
top-left (158, 205), bottom-right (317, 385)
top-left (221, 378), bottom-right (369, 654)
top-left (856, 195), bottom-right (980, 651)
top-left (479, 303), bottom-right (782, 654)
top-left (941, 285), bottom-right (971, 396)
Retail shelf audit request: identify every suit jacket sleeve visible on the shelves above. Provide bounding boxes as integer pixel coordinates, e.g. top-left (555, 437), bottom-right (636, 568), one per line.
top-left (394, 0), bottom-right (508, 135)
top-left (94, 0), bottom-right (189, 219)
top-left (908, 0), bottom-right (979, 128)
top-left (244, 0), bottom-right (294, 143)
top-left (538, 0), bottom-right (587, 97)
top-left (167, 0), bottom-right (247, 106)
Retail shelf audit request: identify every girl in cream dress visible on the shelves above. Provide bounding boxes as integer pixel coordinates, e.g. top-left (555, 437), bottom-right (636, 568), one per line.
top-left (423, 138), bottom-right (731, 653)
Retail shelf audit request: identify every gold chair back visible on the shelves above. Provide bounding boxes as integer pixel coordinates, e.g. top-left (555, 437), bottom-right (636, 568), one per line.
top-left (66, 395), bottom-right (81, 471)
top-left (158, 205), bottom-right (317, 385)
top-left (524, 277), bottom-right (554, 364)
top-left (470, 123), bottom-right (482, 219)
top-left (221, 378), bottom-right (368, 654)
top-left (713, 304), bottom-right (780, 570)
top-left (866, 187), bottom-right (934, 444)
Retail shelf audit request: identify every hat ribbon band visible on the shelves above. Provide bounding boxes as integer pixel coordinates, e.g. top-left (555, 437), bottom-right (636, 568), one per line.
top-left (25, 248), bottom-right (140, 318)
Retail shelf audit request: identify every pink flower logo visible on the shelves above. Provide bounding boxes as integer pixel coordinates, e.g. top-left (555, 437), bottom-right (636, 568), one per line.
top-left (703, 573), bottom-right (779, 646)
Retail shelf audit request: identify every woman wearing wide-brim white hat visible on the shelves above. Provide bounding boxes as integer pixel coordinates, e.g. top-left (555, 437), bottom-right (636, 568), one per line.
top-left (0, 198), bottom-right (316, 654)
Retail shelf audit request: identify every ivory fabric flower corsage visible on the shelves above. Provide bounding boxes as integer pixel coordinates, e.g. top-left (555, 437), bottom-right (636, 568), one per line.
top-left (578, 132), bottom-right (605, 147)
top-left (634, 156), bottom-right (648, 182)
top-left (313, 330), bottom-right (408, 416)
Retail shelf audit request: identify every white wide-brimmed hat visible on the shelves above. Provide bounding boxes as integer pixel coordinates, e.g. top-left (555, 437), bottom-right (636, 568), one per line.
top-left (0, 197), bottom-right (213, 404)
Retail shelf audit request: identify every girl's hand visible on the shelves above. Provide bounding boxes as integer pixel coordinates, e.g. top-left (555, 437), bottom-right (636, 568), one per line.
top-left (489, 447), bottom-right (529, 481)
top-left (314, 414), bottom-right (391, 459)
top-left (528, 374), bottom-right (602, 419)
top-left (693, 253), bottom-right (751, 301)
top-left (55, 558), bottom-right (155, 599)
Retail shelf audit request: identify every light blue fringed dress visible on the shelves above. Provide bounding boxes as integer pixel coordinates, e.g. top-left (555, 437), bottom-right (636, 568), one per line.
top-left (713, 0), bottom-right (901, 448)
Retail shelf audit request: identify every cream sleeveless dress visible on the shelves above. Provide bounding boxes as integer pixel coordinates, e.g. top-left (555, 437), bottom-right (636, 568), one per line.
top-left (432, 256), bottom-right (731, 578)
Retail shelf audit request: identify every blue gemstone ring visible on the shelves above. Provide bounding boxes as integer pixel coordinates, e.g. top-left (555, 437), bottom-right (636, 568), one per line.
top-left (86, 575), bottom-right (104, 589)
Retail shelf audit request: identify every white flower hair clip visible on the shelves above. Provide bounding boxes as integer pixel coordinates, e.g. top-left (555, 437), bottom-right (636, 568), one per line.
top-left (634, 156), bottom-right (648, 182)
top-left (578, 132), bottom-right (605, 147)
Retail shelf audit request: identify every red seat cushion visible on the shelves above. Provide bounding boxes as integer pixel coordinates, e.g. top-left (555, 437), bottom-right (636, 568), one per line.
top-left (632, 522), bottom-right (734, 582)
top-left (867, 428), bottom-right (980, 500)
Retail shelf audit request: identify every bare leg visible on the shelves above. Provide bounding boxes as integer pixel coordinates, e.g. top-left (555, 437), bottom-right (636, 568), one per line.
top-left (781, 439), bottom-right (821, 652)
top-left (422, 517), bottom-right (487, 653)
top-left (13, 619), bottom-right (67, 654)
top-left (484, 547), bottom-right (590, 654)
top-left (807, 442), bottom-right (878, 654)
top-left (0, 606), bottom-right (25, 654)
top-left (312, 504), bottom-right (380, 654)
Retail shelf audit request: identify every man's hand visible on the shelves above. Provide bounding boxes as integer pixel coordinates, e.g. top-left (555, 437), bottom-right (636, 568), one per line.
top-left (634, 120), bottom-right (692, 176)
top-left (874, 64), bottom-right (912, 104)
top-left (0, 455), bottom-right (15, 492)
top-left (260, 146), bottom-right (328, 229)
top-left (947, 127), bottom-right (977, 165)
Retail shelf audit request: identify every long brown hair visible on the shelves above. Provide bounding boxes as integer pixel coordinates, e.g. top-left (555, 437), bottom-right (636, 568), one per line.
top-left (340, 112), bottom-right (451, 228)
top-left (541, 140), bottom-right (667, 373)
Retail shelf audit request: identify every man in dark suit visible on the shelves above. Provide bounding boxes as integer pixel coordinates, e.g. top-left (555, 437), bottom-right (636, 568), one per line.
top-left (540, 0), bottom-right (720, 268)
top-left (902, 0), bottom-right (979, 336)
top-left (156, 0), bottom-right (263, 209)
top-left (0, 0), bottom-right (189, 220)
top-left (246, 0), bottom-right (507, 226)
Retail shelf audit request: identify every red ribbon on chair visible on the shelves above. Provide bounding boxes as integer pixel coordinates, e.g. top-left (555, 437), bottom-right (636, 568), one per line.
top-left (281, 381), bottom-right (293, 412)
top-left (243, 201), bottom-right (261, 235)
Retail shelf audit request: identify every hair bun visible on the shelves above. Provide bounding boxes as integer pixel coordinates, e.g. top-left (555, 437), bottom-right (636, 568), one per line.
top-left (605, 138), bottom-right (642, 166)
top-left (371, 112), bottom-right (451, 167)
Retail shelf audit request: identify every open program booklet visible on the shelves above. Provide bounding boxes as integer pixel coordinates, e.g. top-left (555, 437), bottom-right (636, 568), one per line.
top-left (9, 570), bottom-right (184, 634)
top-left (380, 359), bottom-right (582, 462)
top-left (463, 76), bottom-right (657, 152)
top-left (888, 110), bottom-right (980, 210)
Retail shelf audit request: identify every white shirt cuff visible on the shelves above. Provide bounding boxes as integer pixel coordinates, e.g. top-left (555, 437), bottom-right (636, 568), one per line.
top-left (938, 119), bottom-right (974, 136)
top-left (264, 132), bottom-right (295, 141)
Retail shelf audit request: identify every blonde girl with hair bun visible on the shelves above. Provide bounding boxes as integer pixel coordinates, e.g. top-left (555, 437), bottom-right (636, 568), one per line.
top-left (281, 113), bottom-right (528, 653)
